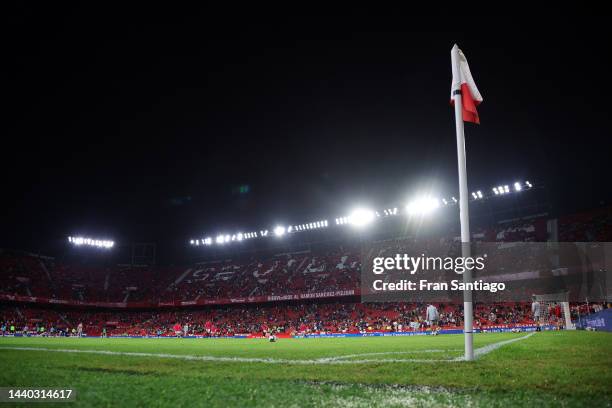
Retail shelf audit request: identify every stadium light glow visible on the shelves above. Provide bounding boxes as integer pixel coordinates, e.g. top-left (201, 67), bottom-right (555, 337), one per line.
top-left (68, 236), bottom-right (114, 249)
top-left (348, 208), bottom-right (375, 227)
top-left (188, 179), bottom-right (535, 247)
top-left (406, 197), bottom-right (440, 216)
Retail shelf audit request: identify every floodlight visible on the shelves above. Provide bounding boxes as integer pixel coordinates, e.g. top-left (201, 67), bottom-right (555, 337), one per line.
top-left (348, 208), bottom-right (375, 227)
top-left (493, 187), bottom-right (499, 195)
top-left (274, 226), bottom-right (286, 237)
top-left (471, 192), bottom-right (477, 199)
top-left (477, 191), bottom-right (483, 199)
top-left (68, 236), bottom-right (114, 249)
top-left (406, 197), bottom-right (440, 216)
top-left (514, 182), bottom-right (522, 191)
top-left (504, 185), bottom-right (510, 193)
top-left (216, 235), bottom-right (225, 244)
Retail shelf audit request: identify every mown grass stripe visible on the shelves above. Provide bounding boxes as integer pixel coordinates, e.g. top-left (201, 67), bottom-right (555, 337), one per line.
top-left (0, 333), bottom-right (535, 364)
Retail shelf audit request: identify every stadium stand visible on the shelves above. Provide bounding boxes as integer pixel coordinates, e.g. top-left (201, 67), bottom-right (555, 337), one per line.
top-left (1, 208), bottom-right (610, 337)
top-left (558, 206), bottom-right (612, 241)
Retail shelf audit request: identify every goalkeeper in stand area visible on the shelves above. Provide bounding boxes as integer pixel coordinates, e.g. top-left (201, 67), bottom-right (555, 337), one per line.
top-left (532, 296), bottom-right (542, 331)
top-left (426, 304), bottom-right (440, 335)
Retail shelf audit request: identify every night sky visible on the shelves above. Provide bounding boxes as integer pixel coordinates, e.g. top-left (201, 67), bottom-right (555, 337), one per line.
top-left (3, 10), bottom-right (611, 256)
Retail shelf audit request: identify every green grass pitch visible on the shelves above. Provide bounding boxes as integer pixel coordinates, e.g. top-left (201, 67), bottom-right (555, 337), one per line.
top-left (0, 331), bottom-right (610, 407)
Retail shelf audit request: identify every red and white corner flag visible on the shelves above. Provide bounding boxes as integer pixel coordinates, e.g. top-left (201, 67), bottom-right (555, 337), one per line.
top-left (450, 44), bottom-right (483, 124)
top-left (450, 44), bottom-right (481, 361)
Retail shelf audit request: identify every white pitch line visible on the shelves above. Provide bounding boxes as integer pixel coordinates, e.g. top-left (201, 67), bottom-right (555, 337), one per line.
top-left (0, 333), bottom-right (535, 365)
top-left (0, 346), bottom-right (452, 364)
top-left (452, 332), bottom-right (536, 361)
top-left (316, 349), bottom-right (462, 362)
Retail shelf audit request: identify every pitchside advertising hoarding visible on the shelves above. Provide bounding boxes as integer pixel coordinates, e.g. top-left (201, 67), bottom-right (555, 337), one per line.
top-left (575, 309), bottom-right (612, 331)
top-left (361, 241), bottom-right (611, 304)
top-left (0, 290), bottom-right (358, 309)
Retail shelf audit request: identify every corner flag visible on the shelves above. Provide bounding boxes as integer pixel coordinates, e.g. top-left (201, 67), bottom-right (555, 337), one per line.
top-left (450, 46), bottom-right (483, 124)
top-left (450, 44), bottom-right (482, 361)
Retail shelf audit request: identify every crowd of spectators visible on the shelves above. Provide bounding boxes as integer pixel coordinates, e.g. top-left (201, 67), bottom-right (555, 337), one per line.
top-left (559, 207), bottom-right (612, 242)
top-left (0, 209), bottom-right (609, 310)
top-left (4, 300), bottom-right (607, 338)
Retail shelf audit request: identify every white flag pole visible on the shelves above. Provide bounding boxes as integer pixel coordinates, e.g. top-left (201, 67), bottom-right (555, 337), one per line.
top-left (451, 44), bottom-right (474, 361)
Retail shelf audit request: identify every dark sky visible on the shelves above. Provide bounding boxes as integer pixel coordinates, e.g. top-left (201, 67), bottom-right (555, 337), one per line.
top-left (2, 10), bottom-right (611, 254)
